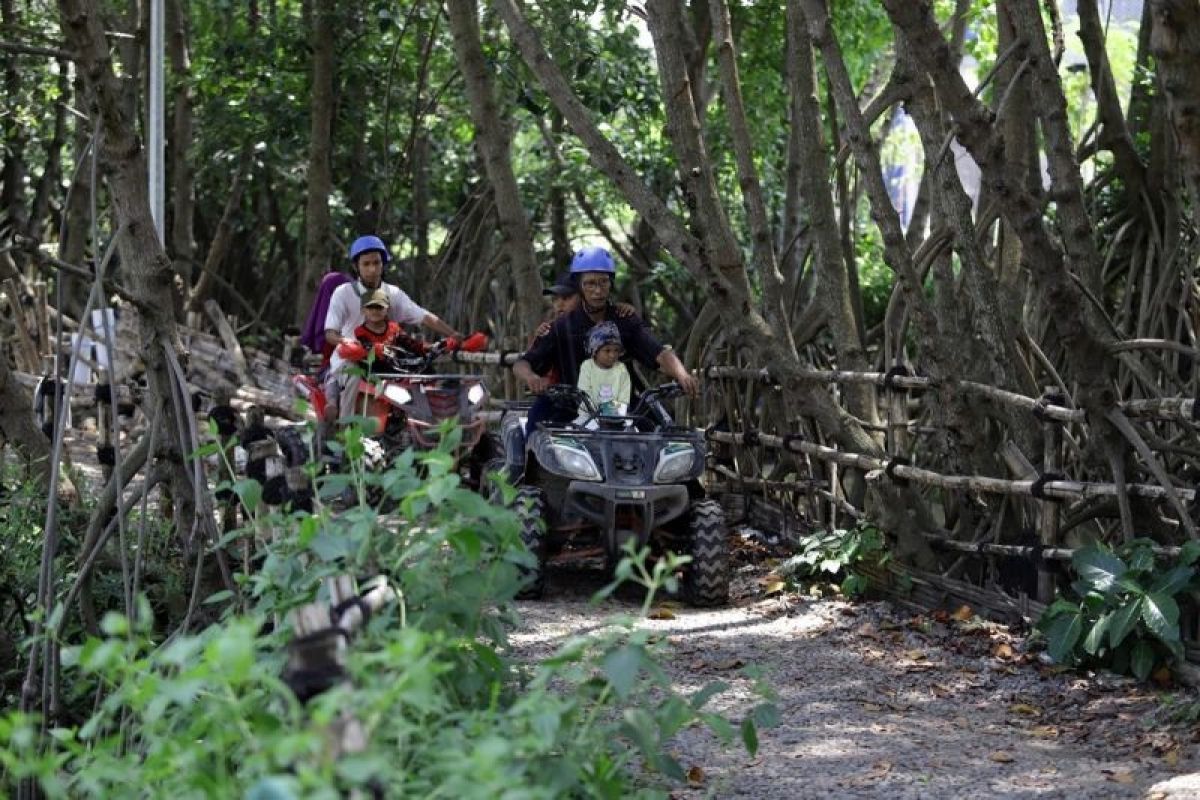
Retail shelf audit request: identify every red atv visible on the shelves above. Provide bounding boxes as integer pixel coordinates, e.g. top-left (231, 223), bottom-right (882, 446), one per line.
top-left (287, 332), bottom-right (497, 489)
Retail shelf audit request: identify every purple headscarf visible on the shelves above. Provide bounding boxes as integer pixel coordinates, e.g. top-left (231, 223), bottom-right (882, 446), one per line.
top-left (300, 271), bottom-right (351, 354)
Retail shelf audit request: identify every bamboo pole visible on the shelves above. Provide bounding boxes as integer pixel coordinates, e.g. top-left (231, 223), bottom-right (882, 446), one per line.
top-left (1037, 389), bottom-right (1063, 603)
top-left (705, 429), bottom-right (1197, 503)
top-left (33, 281), bottom-right (51, 357)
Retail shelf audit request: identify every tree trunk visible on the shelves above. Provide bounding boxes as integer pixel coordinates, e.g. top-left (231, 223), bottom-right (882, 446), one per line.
top-left (784, 2), bottom-right (874, 422)
top-left (445, 0), bottom-right (543, 331)
top-left (1150, 0), bottom-right (1200, 233)
top-left (27, 61), bottom-right (70, 242)
top-left (0, 354), bottom-right (51, 491)
top-left (708, 0), bottom-right (789, 334)
top-left (296, 0), bottom-right (335, 323)
top-left (167, 0), bottom-right (196, 306)
top-left (1, 0), bottom-right (28, 234)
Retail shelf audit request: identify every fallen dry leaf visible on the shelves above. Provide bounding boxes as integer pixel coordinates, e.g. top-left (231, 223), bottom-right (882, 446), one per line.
top-left (1104, 770), bottom-right (1135, 785)
top-left (989, 750), bottom-right (1015, 763)
top-left (951, 604), bottom-right (974, 621)
top-left (992, 642), bottom-right (1015, 660)
top-left (1162, 748), bottom-right (1180, 767)
top-left (904, 649), bottom-right (928, 661)
top-left (1030, 725), bottom-right (1059, 739)
top-left (763, 579), bottom-right (787, 595)
top-left (712, 658), bottom-right (744, 671)
top-left (686, 766), bottom-right (705, 785)
top-left (648, 607), bottom-right (676, 620)
top-left (1009, 703), bottom-right (1040, 716)
top-left (1152, 666), bottom-right (1173, 687)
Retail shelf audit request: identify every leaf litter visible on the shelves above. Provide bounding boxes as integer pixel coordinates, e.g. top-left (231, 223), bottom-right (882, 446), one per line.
top-left (509, 560), bottom-right (1200, 798)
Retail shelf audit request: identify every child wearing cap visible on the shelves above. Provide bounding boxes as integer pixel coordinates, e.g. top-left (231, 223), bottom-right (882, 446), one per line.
top-left (577, 321), bottom-right (631, 419)
top-left (351, 288), bottom-right (432, 371)
top-left (325, 289), bottom-right (429, 419)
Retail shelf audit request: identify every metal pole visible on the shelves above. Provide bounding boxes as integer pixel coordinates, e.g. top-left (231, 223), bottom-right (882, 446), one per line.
top-left (148, 0), bottom-right (165, 243)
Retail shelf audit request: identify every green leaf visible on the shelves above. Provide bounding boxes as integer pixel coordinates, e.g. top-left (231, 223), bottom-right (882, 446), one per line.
top-left (602, 645), bottom-right (644, 699)
top-left (234, 478), bottom-right (263, 513)
top-left (1044, 611), bottom-right (1083, 663)
top-left (752, 702), bottom-right (781, 728)
top-left (309, 530), bottom-right (353, 562)
top-left (1126, 546), bottom-right (1156, 575)
top-left (100, 612), bottom-right (128, 637)
top-left (1149, 565), bottom-right (1195, 597)
top-left (1178, 540), bottom-right (1200, 567)
top-left (297, 514), bottom-right (319, 547)
top-left (1130, 639), bottom-right (1156, 681)
top-left (740, 717), bottom-right (759, 757)
top-left (203, 590), bottom-right (234, 606)
top-left (1073, 547), bottom-right (1127, 593)
top-left (1142, 592), bottom-right (1181, 643)
top-left (1083, 612), bottom-right (1111, 655)
top-left (1108, 597), bottom-right (1142, 649)
top-left (690, 681), bottom-right (729, 711)
top-left (701, 712), bottom-right (735, 742)
top-left (819, 558), bottom-right (844, 574)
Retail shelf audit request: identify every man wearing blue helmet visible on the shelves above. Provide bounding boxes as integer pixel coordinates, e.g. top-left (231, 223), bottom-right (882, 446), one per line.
top-left (513, 245), bottom-right (698, 433)
top-left (322, 235), bottom-right (462, 422)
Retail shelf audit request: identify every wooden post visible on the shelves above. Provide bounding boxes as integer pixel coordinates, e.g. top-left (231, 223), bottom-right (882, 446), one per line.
top-left (97, 367), bottom-right (113, 484)
top-left (33, 281), bottom-right (50, 357)
top-left (1037, 386), bottom-right (1063, 603)
top-left (887, 380), bottom-right (910, 457)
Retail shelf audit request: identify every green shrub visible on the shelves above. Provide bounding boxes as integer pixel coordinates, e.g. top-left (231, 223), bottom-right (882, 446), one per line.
top-left (1037, 539), bottom-right (1200, 681)
top-left (1, 425), bottom-right (772, 798)
top-left (778, 522), bottom-right (889, 597)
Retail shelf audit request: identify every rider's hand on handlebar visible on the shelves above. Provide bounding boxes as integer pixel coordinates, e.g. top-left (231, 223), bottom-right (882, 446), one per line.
top-left (677, 372), bottom-right (700, 399)
top-left (336, 339), bottom-right (368, 361)
top-left (525, 374), bottom-right (551, 395)
top-left (461, 331), bottom-right (489, 352)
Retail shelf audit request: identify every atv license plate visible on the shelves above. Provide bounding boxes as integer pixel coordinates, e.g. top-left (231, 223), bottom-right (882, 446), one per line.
top-left (616, 490), bottom-right (646, 499)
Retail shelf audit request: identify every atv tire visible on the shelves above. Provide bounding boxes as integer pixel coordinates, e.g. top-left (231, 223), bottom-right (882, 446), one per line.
top-left (683, 499), bottom-right (729, 607)
top-left (514, 486), bottom-right (548, 599)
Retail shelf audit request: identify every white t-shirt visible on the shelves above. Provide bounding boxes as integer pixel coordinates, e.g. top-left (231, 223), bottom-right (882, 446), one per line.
top-left (325, 280), bottom-right (429, 373)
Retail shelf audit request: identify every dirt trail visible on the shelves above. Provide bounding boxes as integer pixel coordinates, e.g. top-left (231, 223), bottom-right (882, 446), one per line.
top-left (510, 565), bottom-right (1200, 799)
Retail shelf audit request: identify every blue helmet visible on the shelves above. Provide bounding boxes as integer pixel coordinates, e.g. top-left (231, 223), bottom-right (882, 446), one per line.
top-left (586, 321), bottom-right (623, 356)
top-left (569, 245), bottom-right (615, 275)
top-left (348, 235), bottom-right (391, 265)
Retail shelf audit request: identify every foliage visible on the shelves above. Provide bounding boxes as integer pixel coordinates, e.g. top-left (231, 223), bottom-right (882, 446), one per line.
top-left (777, 522), bottom-right (889, 597)
top-left (1037, 540), bottom-right (1200, 681)
top-left (0, 425), bottom-right (771, 797)
top-left (0, 460), bottom-right (103, 706)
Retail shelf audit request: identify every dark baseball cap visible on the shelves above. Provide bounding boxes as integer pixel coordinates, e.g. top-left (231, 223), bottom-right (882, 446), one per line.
top-left (542, 272), bottom-right (578, 297)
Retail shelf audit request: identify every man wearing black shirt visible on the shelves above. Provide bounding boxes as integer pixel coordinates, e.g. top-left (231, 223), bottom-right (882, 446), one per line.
top-left (512, 246), bottom-right (697, 433)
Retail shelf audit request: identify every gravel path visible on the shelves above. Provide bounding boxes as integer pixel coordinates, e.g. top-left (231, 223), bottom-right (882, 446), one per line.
top-left (510, 563), bottom-right (1200, 799)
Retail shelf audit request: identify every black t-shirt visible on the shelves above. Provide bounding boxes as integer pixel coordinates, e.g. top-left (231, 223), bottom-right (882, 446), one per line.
top-left (521, 304), bottom-right (665, 387)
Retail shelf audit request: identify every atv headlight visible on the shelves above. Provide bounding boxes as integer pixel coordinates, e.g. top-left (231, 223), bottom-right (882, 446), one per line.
top-left (467, 383), bottom-right (486, 405)
top-left (382, 384), bottom-right (413, 406)
top-left (654, 444), bottom-right (696, 483)
top-left (550, 440), bottom-right (601, 481)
